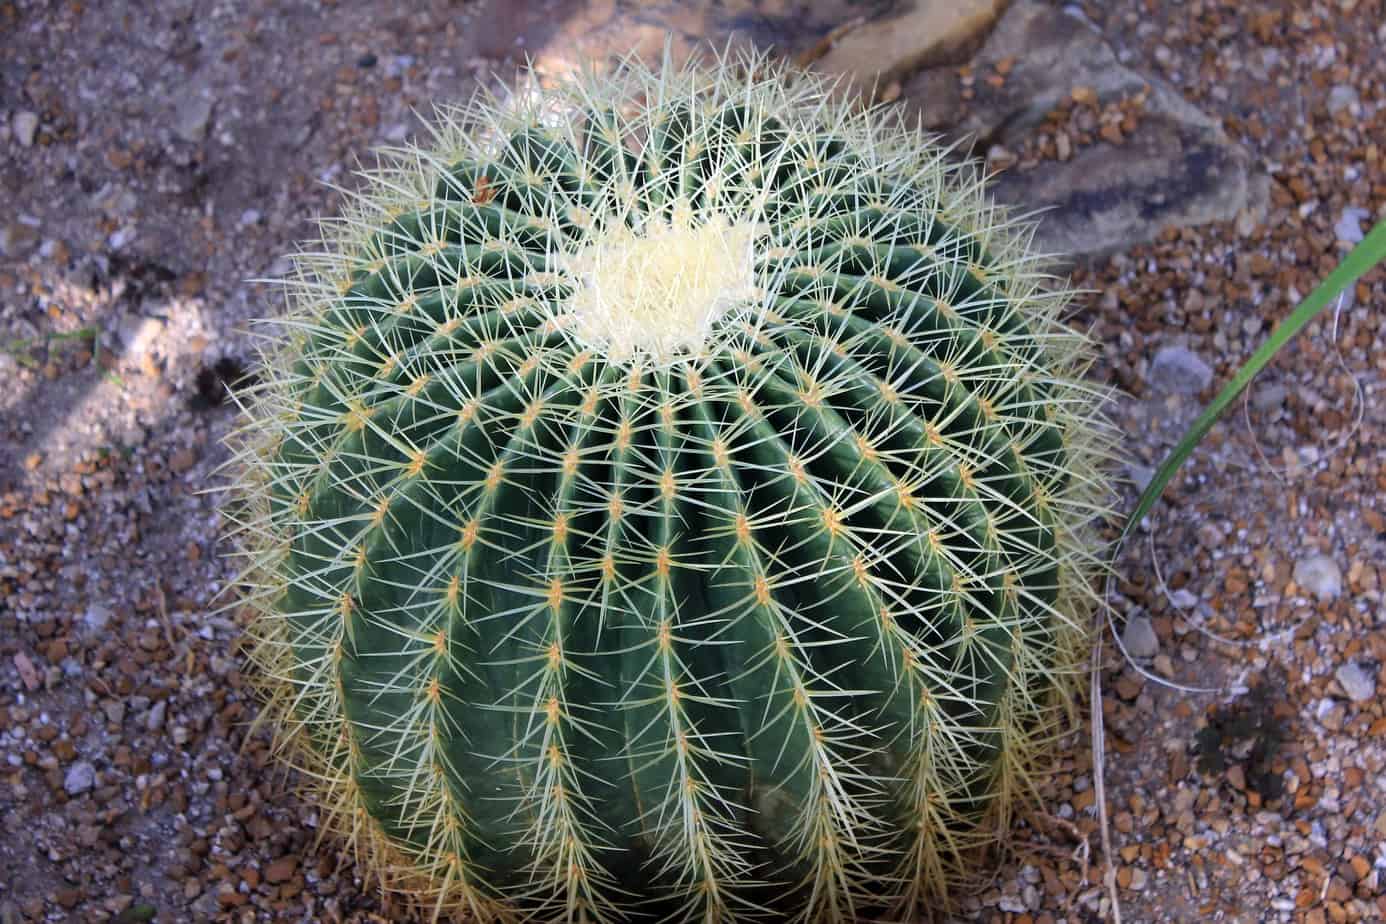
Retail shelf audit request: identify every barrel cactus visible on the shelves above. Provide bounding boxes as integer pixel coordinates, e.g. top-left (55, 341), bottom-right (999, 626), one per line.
top-left (225, 50), bottom-right (1113, 923)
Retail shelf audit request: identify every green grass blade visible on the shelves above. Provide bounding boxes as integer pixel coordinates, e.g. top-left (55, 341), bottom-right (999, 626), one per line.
top-left (1122, 218), bottom-right (1386, 539)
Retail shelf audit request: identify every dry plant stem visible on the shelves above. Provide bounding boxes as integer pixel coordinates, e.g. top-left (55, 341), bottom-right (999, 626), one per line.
top-left (1089, 627), bottom-right (1122, 924)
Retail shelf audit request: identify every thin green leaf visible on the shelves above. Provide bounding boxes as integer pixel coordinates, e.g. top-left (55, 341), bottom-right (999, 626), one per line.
top-left (1123, 218), bottom-right (1386, 539)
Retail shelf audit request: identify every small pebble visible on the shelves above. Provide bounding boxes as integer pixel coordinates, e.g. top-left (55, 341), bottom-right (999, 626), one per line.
top-left (1326, 84), bottom-right (1358, 114)
top-left (84, 604), bottom-right (112, 632)
top-left (12, 110), bottom-right (38, 147)
top-left (174, 94), bottom-right (214, 144)
top-left (1334, 662), bottom-right (1376, 703)
top-left (1334, 206), bottom-right (1369, 244)
top-left (1293, 553), bottom-right (1342, 601)
top-left (63, 761), bottom-right (96, 796)
top-left (1125, 464), bottom-right (1154, 493)
top-left (1148, 345), bottom-right (1212, 394)
top-left (1250, 382), bottom-right (1288, 413)
top-left (1121, 613), bottom-right (1160, 659)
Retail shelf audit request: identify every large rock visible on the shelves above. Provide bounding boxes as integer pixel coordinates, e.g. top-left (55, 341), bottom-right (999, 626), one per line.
top-left (529, 0), bottom-right (871, 75)
top-left (529, 1), bottom-right (1004, 92)
top-left (812, 0), bottom-right (1008, 86)
top-left (900, 1), bottom-right (1267, 260)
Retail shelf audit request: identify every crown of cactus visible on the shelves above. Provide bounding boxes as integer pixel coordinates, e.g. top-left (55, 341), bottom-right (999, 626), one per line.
top-left (225, 49), bottom-right (1115, 924)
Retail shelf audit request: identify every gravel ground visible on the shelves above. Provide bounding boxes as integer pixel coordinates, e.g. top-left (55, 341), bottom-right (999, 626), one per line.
top-left (1, 1), bottom-right (1384, 922)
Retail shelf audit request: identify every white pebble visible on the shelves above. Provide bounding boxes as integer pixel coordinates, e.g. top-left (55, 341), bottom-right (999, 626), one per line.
top-left (1334, 206), bottom-right (1369, 245)
top-left (1294, 553), bottom-right (1342, 601)
top-left (1334, 662), bottom-right (1376, 703)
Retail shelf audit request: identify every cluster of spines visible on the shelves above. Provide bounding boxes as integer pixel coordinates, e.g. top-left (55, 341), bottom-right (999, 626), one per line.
top-left (221, 47), bottom-right (1117, 924)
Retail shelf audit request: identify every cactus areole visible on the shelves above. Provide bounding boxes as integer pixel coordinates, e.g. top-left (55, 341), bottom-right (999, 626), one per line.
top-left (226, 51), bottom-right (1114, 923)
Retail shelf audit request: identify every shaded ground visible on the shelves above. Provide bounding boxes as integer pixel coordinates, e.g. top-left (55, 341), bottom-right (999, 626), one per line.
top-left (1, 1), bottom-right (1384, 922)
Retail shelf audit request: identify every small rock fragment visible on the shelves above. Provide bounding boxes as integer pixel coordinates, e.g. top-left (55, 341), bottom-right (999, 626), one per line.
top-left (64, 761), bottom-right (96, 796)
top-left (1149, 345), bottom-right (1213, 394)
top-left (263, 856), bottom-right (298, 884)
top-left (174, 95), bottom-right (214, 144)
top-left (1168, 588), bottom-right (1199, 610)
top-left (1294, 553), bottom-right (1342, 601)
top-left (1327, 84), bottom-right (1358, 115)
top-left (1251, 383), bottom-right (1288, 413)
top-left (146, 700), bottom-right (166, 732)
top-left (12, 110), bottom-right (38, 147)
top-left (1334, 206), bottom-right (1369, 245)
top-left (169, 448), bottom-right (198, 474)
top-left (1334, 662), bottom-right (1376, 703)
top-left (12, 652), bottom-right (40, 691)
top-left (84, 604), bottom-right (112, 632)
top-left (1124, 464), bottom-right (1154, 493)
top-left (1121, 613), bottom-right (1159, 659)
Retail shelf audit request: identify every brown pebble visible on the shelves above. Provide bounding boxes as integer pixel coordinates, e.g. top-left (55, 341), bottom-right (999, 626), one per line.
top-left (169, 448), bottom-right (198, 474)
top-left (264, 856), bottom-right (298, 884)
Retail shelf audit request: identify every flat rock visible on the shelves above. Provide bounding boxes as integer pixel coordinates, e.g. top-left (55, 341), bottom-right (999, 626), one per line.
top-left (898, 1), bottom-right (1267, 260)
top-left (813, 0), bottom-right (1007, 86)
top-left (530, 0), bottom-right (866, 75)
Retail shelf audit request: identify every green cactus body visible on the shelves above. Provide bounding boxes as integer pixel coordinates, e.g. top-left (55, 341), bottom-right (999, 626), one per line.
top-left (227, 52), bottom-right (1113, 923)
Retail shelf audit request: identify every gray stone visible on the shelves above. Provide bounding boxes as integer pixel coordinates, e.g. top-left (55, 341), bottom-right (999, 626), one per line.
top-left (1251, 382), bottom-right (1288, 413)
top-left (64, 761), bottom-right (96, 796)
top-left (1121, 613), bottom-right (1159, 660)
top-left (83, 603), bottom-right (112, 632)
top-left (1294, 553), bottom-right (1342, 601)
top-left (898, 1), bottom-right (1267, 260)
top-left (146, 700), bottom-right (166, 732)
top-left (174, 94), bottom-right (213, 144)
top-left (12, 110), bottom-right (38, 147)
top-left (1334, 206), bottom-right (1369, 245)
top-left (1334, 661), bottom-right (1376, 704)
top-left (1327, 84), bottom-right (1358, 115)
top-left (1168, 588), bottom-right (1199, 610)
top-left (1148, 345), bottom-right (1213, 394)
top-left (1125, 464), bottom-right (1154, 493)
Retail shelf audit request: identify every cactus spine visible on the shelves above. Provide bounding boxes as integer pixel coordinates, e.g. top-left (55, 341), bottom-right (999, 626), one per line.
top-left (225, 50), bottom-right (1115, 923)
